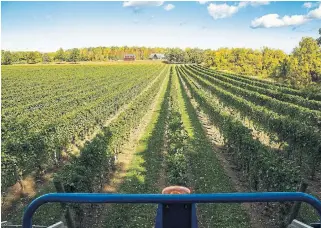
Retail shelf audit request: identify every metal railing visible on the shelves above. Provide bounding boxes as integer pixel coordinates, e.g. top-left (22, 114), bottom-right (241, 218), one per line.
top-left (22, 192), bottom-right (321, 228)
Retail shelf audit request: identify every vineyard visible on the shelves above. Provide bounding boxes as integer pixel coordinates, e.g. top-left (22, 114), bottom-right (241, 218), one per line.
top-left (1, 62), bottom-right (321, 227)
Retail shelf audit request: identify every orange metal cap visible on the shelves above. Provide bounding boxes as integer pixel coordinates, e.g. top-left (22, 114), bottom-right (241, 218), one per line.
top-left (162, 186), bottom-right (191, 194)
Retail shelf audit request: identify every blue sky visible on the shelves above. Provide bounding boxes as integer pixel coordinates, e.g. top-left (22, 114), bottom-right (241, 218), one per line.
top-left (1, 1), bottom-right (321, 53)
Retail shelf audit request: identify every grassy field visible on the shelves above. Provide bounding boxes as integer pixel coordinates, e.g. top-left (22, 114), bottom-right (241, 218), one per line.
top-left (1, 63), bottom-right (320, 227)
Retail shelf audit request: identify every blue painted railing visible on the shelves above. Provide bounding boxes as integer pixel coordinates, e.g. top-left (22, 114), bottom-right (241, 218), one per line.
top-left (23, 192), bottom-right (321, 228)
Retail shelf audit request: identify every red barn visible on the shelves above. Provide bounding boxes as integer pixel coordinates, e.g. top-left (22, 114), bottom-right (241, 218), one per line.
top-left (124, 54), bottom-right (136, 61)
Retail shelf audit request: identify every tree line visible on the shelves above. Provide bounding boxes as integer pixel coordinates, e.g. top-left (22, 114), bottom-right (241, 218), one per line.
top-left (1, 46), bottom-right (168, 65)
top-left (2, 29), bottom-right (320, 86)
top-left (165, 30), bottom-right (321, 87)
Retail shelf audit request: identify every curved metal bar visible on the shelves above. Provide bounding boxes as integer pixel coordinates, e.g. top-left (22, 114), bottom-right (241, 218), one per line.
top-left (23, 192), bottom-right (321, 228)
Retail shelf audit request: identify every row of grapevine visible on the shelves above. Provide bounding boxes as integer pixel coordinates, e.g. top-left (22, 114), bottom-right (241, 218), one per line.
top-left (1, 64), bottom-right (167, 190)
top-left (107, 66), bottom-right (170, 155)
top-left (191, 65), bottom-right (321, 111)
top-left (53, 65), bottom-right (170, 224)
top-left (177, 66), bottom-right (299, 192)
top-left (217, 69), bottom-right (293, 88)
top-left (165, 67), bottom-right (189, 186)
top-left (185, 65), bottom-right (321, 128)
top-left (180, 65), bottom-right (321, 178)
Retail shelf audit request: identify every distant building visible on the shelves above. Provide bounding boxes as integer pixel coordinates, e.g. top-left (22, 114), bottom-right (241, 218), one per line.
top-left (149, 53), bottom-right (165, 60)
top-left (124, 54), bottom-right (136, 61)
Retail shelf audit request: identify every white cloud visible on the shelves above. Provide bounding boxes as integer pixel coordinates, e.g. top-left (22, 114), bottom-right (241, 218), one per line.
top-left (303, 2), bottom-right (313, 8)
top-left (250, 1), bottom-right (270, 6)
top-left (207, 2), bottom-right (269, 20)
top-left (251, 3), bottom-right (321, 29)
top-left (164, 4), bottom-right (175, 11)
top-left (207, 3), bottom-right (239, 19)
top-left (238, 2), bottom-right (249, 8)
top-left (198, 1), bottom-right (208, 4)
top-left (123, 1), bottom-right (164, 7)
top-left (307, 4), bottom-right (321, 18)
top-left (251, 14), bottom-right (309, 28)
top-left (239, 1), bottom-right (270, 8)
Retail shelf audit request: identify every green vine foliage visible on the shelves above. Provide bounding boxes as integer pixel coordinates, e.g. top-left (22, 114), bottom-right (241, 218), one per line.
top-left (180, 65), bottom-right (320, 178)
top-left (1, 64), bottom-right (166, 190)
top-left (165, 68), bottom-right (189, 186)
top-left (186, 65), bottom-right (321, 128)
top-left (190, 65), bottom-right (321, 111)
top-left (53, 66), bottom-right (169, 222)
top-left (177, 66), bottom-right (300, 192)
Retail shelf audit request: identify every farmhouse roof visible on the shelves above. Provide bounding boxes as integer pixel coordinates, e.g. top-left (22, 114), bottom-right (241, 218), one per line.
top-left (149, 53), bottom-right (165, 58)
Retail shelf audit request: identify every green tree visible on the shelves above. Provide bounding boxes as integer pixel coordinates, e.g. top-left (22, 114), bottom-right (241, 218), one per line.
top-left (80, 48), bottom-right (89, 61)
top-left (54, 48), bottom-right (65, 62)
top-left (68, 48), bottom-right (80, 63)
top-left (1, 50), bottom-right (12, 65)
top-left (317, 28), bottom-right (321, 46)
top-left (185, 48), bottom-right (204, 64)
top-left (165, 48), bottom-right (185, 63)
top-left (203, 49), bottom-right (216, 67)
top-left (42, 53), bottom-right (51, 63)
top-left (273, 56), bottom-right (299, 86)
top-left (262, 47), bottom-right (287, 77)
top-left (27, 52), bottom-right (37, 64)
top-left (272, 57), bottom-right (290, 80)
top-left (292, 37), bottom-right (321, 84)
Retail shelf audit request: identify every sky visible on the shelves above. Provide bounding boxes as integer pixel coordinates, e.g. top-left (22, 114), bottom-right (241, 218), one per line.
top-left (1, 1), bottom-right (321, 53)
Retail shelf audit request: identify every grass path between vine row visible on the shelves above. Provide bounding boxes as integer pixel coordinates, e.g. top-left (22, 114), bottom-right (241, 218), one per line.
top-left (100, 66), bottom-right (252, 227)
top-left (98, 66), bottom-right (252, 227)
top-left (99, 67), bottom-right (171, 227)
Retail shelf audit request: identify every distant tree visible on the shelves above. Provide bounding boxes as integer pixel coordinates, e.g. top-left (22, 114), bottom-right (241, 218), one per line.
top-left (48, 52), bottom-right (56, 61)
top-left (88, 49), bottom-right (95, 61)
top-left (27, 52), bottom-right (37, 64)
top-left (93, 47), bottom-right (104, 61)
top-left (274, 38), bottom-right (321, 86)
top-left (203, 49), bottom-right (216, 67)
top-left (80, 49), bottom-right (89, 61)
top-left (292, 37), bottom-right (321, 84)
top-left (185, 48), bottom-right (204, 64)
top-left (272, 57), bottom-right (295, 85)
top-left (54, 48), bottom-right (65, 62)
top-left (261, 47), bottom-right (287, 77)
top-left (10, 52), bottom-right (20, 63)
top-left (21, 52), bottom-right (29, 62)
top-left (1, 50), bottom-right (12, 65)
top-left (165, 48), bottom-right (185, 63)
top-left (42, 53), bottom-right (51, 63)
top-left (67, 48), bottom-right (80, 63)
top-left (317, 28), bottom-right (321, 46)
top-left (272, 57), bottom-right (289, 77)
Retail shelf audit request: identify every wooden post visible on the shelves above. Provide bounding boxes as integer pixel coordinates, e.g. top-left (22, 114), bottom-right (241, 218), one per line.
top-left (287, 181), bottom-right (309, 226)
top-left (53, 180), bottom-right (76, 228)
